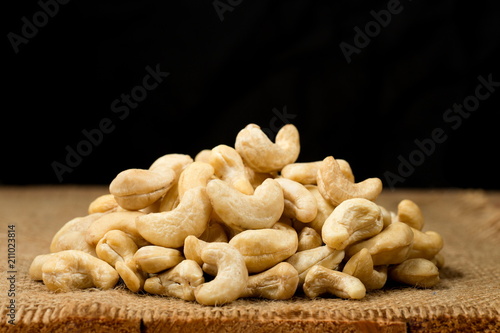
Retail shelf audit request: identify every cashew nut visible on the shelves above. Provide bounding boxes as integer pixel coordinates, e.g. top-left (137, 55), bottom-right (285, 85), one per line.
top-left (228, 222), bottom-right (298, 273)
top-left (149, 153), bottom-right (193, 181)
top-left (194, 149), bottom-right (212, 163)
top-left (109, 168), bottom-right (175, 211)
top-left (430, 253), bottom-right (445, 269)
top-left (235, 123), bottom-right (300, 173)
top-left (86, 211), bottom-right (148, 247)
top-left (303, 265), bottom-right (366, 300)
top-left (408, 228), bottom-right (444, 260)
top-left (342, 248), bottom-right (387, 290)
top-left (41, 250), bottom-right (119, 292)
top-left (144, 259), bottom-right (205, 301)
top-left (194, 242), bottom-right (248, 306)
top-left (281, 159), bottom-right (354, 185)
top-left (388, 258), bottom-right (440, 288)
top-left (317, 156), bottom-right (382, 206)
top-left (297, 227), bottom-right (323, 252)
top-left (322, 198), bottom-right (383, 251)
top-left (136, 186), bottom-right (212, 248)
top-left (133, 246), bottom-right (184, 274)
top-left (240, 262), bottom-right (299, 300)
top-left (209, 144), bottom-right (254, 195)
top-left (346, 221), bottom-right (414, 266)
top-left (397, 199), bottom-right (425, 230)
top-left (207, 178), bottom-right (284, 230)
top-left (177, 162), bottom-right (214, 199)
top-left (183, 235), bottom-right (208, 266)
top-left (303, 185), bottom-right (335, 234)
top-left (199, 222), bottom-right (228, 243)
top-left (158, 182), bottom-right (179, 212)
top-left (29, 253), bottom-right (55, 281)
top-left (88, 194), bottom-right (118, 214)
top-left (275, 178), bottom-right (318, 223)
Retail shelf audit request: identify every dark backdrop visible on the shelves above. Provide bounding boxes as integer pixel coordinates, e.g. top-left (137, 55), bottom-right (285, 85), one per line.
top-left (3, 0), bottom-right (500, 189)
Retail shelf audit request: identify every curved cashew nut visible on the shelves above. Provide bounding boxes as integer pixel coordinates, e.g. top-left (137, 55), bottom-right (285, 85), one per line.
top-left (322, 198), bottom-right (383, 250)
top-left (397, 199), bottom-right (425, 230)
top-left (194, 149), bottom-right (212, 163)
top-left (408, 229), bottom-right (444, 260)
top-left (317, 156), bottom-right (382, 206)
top-left (207, 178), bottom-right (284, 230)
top-left (88, 194), bottom-right (119, 214)
top-left (194, 243), bottom-right (248, 306)
top-left (303, 265), bottom-right (366, 300)
top-left (177, 162), bottom-right (215, 199)
top-left (144, 260), bottom-right (205, 301)
top-left (109, 168), bottom-right (175, 210)
top-left (136, 187), bottom-right (212, 248)
top-left (240, 262), bottom-right (299, 300)
top-left (149, 153), bottom-right (193, 181)
top-left (275, 178), bottom-right (318, 223)
top-left (29, 253), bottom-right (55, 281)
top-left (41, 250), bottom-right (119, 292)
top-left (228, 222), bottom-right (298, 273)
top-left (209, 144), bottom-right (254, 195)
top-left (133, 246), bottom-right (184, 274)
top-left (342, 248), bottom-right (387, 290)
top-left (281, 159), bottom-right (354, 185)
top-left (388, 258), bottom-right (440, 288)
top-left (297, 227), bottom-right (323, 252)
top-left (183, 235), bottom-right (208, 266)
top-left (235, 123), bottom-right (300, 173)
top-left (51, 213), bottom-right (105, 256)
top-left (86, 211), bottom-right (148, 247)
top-left (346, 221), bottom-right (414, 266)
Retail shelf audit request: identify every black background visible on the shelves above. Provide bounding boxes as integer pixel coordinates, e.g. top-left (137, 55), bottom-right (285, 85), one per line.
top-left (3, 0), bottom-right (500, 189)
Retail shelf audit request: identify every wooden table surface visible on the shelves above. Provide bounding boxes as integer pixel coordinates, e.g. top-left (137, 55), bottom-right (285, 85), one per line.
top-left (1, 186), bottom-right (499, 332)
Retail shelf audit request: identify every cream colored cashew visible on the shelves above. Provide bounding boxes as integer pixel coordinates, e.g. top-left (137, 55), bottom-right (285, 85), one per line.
top-left (158, 182), bottom-right (179, 212)
top-left (51, 213), bottom-right (105, 256)
top-left (297, 227), bottom-right (323, 252)
top-left (177, 162), bottom-right (215, 199)
top-left (41, 250), bottom-right (119, 292)
top-left (136, 186), bottom-right (212, 248)
top-left (303, 265), bottom-right (366, 300)
top-left (149, 153), bottom-right (193, 181)
top-left (133, 246), bottom-right (184, 274)
top-left (322, 198), bottom-right (383, 251)
top-left (397, 199), bottom-right (425, 230)
top-left (199, 222), bottom-right (228, 243)
top-left (209, 144), bottom-right (254, 195)
top-left (109, 168), bottom-right (175, 211)
top-left (194, 149), bottom-right (212, 163)
top-left (228, 222), bottom-right (298, 273)
top-left (235, 123), bottom-right (300, 173)
top-left (408, 229), bottom-right (444, 260)
top-left (274, 178), bottom-right (318, 223)
top-left (207, 178), bottom-right (284, 230)
top-left (285, 245), bottom-right (345, 285)
top-left (388, 258), bottom-right (440, 288)
top-left (342, 248), bottom-right (387, 290)
top-left (303, 185), bottom-right (335, 234)
top-left (183, 235), bottom-right (208, 266)
top-left (29, 253), bottom-right (55, 281)
top-left (281, 159), bottom-right (354, 185)
top-left (194, 243), bottom-right (248, 306)
top-left (240, 262), bottom-right (299, 300)
top-left (430, 253), bottom-right (445, 269)
top-left (317, 156), bottom-right (382, 206)
top-left (346, 221), bottom-right (414, 266)
top-left (86, 211), bottom-right (148, 247)
top-left (144, 259), bottom-right (205, 301)
top-left (88, 194), bottom-right (119, 214)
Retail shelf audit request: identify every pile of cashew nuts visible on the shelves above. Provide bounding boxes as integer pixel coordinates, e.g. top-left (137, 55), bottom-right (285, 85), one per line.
top-left (30, 123), bottom-right (445, 306)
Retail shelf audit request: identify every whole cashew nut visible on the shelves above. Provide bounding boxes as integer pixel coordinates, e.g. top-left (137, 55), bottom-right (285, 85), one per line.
top-left (41, 250), bottom-right (119, 292)
top-left (88, 194), bottom-right (119, 214)
top-left (281, 159), bottom-right (354, 185)
top-left (136, 186), bottom-right (212, 248)
top-left (133, 246), bottom-right (184, 274)
top-left (407, 228), bottom-right (444, 260)
top-left (388, 258), bottom-right (440, 288)
top-left (342, 248), bottom-right (387, 290)
top-left (297, 227), bottom-right (323, 252)
top-left (303, 185), bottom-right (335, 234)
top-left (303, 265), bottom-right (366, 300)
top-left (397, 199), bottom-right (425, 230)
top-left (177, 162), bottom-right (215, 199)
top-left (86, 211), bottom-right (148, 247)
top-left (317, 156), bottom-right (382, 206)
top-left (194, 242), bottom-right (248, 306)
top-left (209, 144), bottom-right (254, 195)
top-left (240, 262), bottom-right (299, 300)
top-left (29, 253), bottom-right (55, 281)
top-left (275, 178), bottom-right (318, 223)
top-left (149, 153), bottom-right (193, 182)
top-left (235, 123), bottom-right (300, 173)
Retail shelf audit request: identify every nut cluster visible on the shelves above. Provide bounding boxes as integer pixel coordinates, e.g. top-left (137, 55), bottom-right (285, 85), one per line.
top-left (30, 123), bottom-right (444, 305)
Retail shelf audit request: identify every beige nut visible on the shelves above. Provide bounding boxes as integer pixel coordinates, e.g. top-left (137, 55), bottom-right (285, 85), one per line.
top-left (41, 250), bottom-right (119, 292)
top-left (240, 262), bottom-right (299, 300)
top-left (209, 144), bottom-right (254, 195)
top-left (286, 245), bottom-right (345, 285)
top-left (144, 259), bottom-right (205, 301)
top-left (408, 229), bottom-right (444, 260)
top-left (136, 186), bottom-right (212, 248)
top-left (303, 265), bottom-right (366, 300)
top-left (183, 235), bottom-right (208, 266)
top-left (29, 253), bottom-right (55, 281)
top-left (194, 243), bottom-right (248, 306)
top-left (342, 248), bottom-right (388, 290)
top-left (275, 178), bottom-right (318, 223)
top-left (51, 213), bottom-right (105, 256)
top-left (88, 194), bottom-right (119, 214)
top-left (388, 258), bottom-right (440, 288)
top-left (322, 198), bottom-right (383, 251)
top-left (302, 185), bottom-right (335, 234)
top-left (194, 149), bottom-right (212, 163)
top-left (133, 246), bottom-right (184, 274)
top-left (317, 156), bottom-right (382, 206)
top-left (397, 199), bottom-right (425, 230)
top-left (235, 123), bottom-right (300, 173)
top-left (281, 159), bottom-right (354, 185)
top-left (86, 211), bottom-right (148, 247)
top-left (109, 168), bottom-right (175, 210)
top-left (177, 162), bottom-right (215, 199)
top-left (228, 222), bottom-right (298, 273)
top-left (430, 253), bottom-right (445, 269)
top-left (149, 153), bottom-right (193, 181)
top-left (207, 178), bottom-right (284, 230)
top-left (346, 221), bottom-right (414, 266)
top-left (297, 227), bottom-right (323, 252)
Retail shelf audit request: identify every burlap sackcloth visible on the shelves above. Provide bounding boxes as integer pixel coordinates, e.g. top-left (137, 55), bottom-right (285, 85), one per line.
top-left (1, 186), bottom-right (499, 332)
